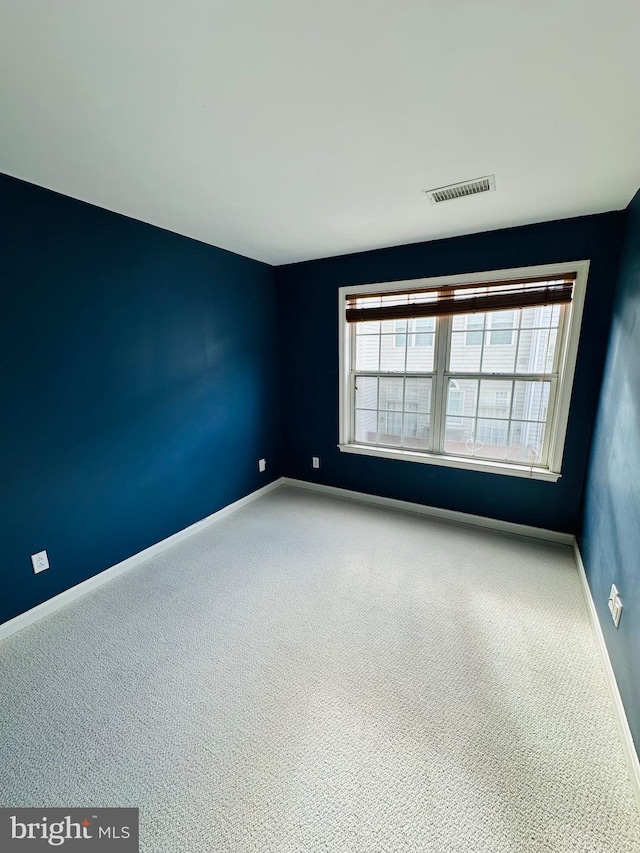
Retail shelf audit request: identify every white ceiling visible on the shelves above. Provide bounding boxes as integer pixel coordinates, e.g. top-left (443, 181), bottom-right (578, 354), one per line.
top-left (1, 1), bottom-right (639, 265)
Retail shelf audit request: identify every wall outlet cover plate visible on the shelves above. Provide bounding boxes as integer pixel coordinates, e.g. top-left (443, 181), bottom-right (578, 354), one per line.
top-left (31, 551), bottom-right (49, 574)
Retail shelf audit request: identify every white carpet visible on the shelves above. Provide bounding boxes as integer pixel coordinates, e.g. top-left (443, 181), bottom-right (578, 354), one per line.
top-left (1, 486), bottom-right (639, 852)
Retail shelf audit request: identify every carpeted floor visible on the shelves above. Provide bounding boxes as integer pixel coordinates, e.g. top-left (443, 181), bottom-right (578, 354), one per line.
top-left (1, 486), bottom-right (639, 852)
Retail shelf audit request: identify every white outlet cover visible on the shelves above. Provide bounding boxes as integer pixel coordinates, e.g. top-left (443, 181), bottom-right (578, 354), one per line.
top-left (258, 458), bottom-right (266, 472)
top-left (312, 457), bottom-right (320, 468)
top-left (608, 584), bottom-right (623, 628)
top-left (31, 550), bottom-right (49, 574)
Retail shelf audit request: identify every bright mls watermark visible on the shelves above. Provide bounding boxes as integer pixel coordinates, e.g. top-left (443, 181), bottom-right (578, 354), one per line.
top-left (0, 809), bottom-right (138, 850)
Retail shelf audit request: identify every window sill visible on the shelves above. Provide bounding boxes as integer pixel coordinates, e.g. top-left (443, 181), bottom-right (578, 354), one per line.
top-left (337, 443), bottom-right (561, 482)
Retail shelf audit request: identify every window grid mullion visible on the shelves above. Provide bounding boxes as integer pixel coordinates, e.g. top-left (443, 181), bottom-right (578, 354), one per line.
top-left (442, 371), bottom-right (558, 382)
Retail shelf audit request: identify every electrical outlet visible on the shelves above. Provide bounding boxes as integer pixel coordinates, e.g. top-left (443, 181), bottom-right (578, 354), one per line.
top-left (312, 457), bottom-right (320, 469)
top-left (608, 584), bottom-right (623, 628)
top-left (31, 550), bottom-right (49, 574)
top-left (258, 458), bottom-right (266, 473)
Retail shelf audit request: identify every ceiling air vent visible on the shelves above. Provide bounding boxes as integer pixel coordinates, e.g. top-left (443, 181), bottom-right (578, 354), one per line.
top-left (425, 175), bottom-right (495, 204)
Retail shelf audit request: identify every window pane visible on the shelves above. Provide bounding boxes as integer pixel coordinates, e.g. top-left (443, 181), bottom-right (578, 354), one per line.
top-left (482, 311), bottom-right (520, 373)
top-left (404, 377), bottom-right (431, 413)
top-left (380, 335), bottom-right (406, 371)
top-left (414, 333), bottom-right (433, 347)
top-left (507, 421), bottom-right (546, 464)
top-left (490, 309), bottom-right (516, 330)
top-left (379, 377), bottom-right (403, 410)
top-left (516, 305), bottom-right (561, 372)
top-left (355, 335), bottom-right (380, 371)
top-left (489, 330), bottom-right (514, 346)
top-left (520, 307), bottom-right (538, 329)
top-left (406, 336), bottom-right (435, 371)
top-left (402, 413), bottom-right (430, 449)
top-left (488, 309), bottom-right (517, 347)
top-left (475, 419), bottom-right (508, 460)
top-left (516, 327), bottom-right (558, 373)
top-left (482, 327), bottom-right (517, 372)
top-left (452, 314), bottom-right (486, 349)
top-left (378, 412), bottom-right (402, 446)
top-left (536, 328), bottom-right (558, 373)
top-left (355, 409), bottom-right (378, 444)
top-left (450, 332), bottom-right (482, 371)
top-left (355, 376), bottom-right (378, 410)
top-left (355, 320), bottom-right (380, 335)
top-left (478, 379), bottom-right (512, 418)
top-left (448, 378), bottom-right (478, 419)
top-left (444, 417), bottom-right (476, 456)
top-left (467, 316), bottom-right (484, 329)
top-left (465, 315), bottom-right (484, 347)
top-left (520, 304), bottom-right (561, 329)
top-left (447, 379), bottom-right (467, 425)
top-left (512, 381), bottom-right (550, 422)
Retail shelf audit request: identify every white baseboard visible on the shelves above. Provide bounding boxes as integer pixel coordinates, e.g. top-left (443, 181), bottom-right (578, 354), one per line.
top-left (282, 477), bottom-right (574, 545)
top-left (573, 541), bottom-right (640, 811)
top-left (0, 478), bottom-right (284, 643)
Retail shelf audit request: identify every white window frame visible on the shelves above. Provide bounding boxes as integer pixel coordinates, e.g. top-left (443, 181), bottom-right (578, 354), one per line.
top-left (338, 261), bottom-right (590, 482)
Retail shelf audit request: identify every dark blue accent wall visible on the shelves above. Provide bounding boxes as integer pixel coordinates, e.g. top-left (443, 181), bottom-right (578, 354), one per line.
top-left (276, 213), bottom-right (625, 532)
top-left (580, 188), bottom-right (640, 752)
top-left (1, 173), bottom-right (280, 626)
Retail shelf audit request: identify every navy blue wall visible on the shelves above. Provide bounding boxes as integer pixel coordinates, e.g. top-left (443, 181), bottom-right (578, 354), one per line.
top-left (580, 189), bottom-right (640, 752)
top-left (276, 213), bottom-right (625, 532)
top-left (1, 173), bottom-right (280, 626)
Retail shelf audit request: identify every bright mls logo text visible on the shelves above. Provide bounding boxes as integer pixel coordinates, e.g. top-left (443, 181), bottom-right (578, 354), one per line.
top-left (10, 814), bottom-right (131, 846)
top-left (0, 808), bottom-right (139, 850)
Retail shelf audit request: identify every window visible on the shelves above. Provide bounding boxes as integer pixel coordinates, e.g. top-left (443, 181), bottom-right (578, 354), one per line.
top-left (339, 262), bottom-right (589, 481)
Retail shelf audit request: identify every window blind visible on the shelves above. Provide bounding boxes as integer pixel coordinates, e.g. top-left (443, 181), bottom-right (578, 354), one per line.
top-left (345, 274), bottom-right (576, 324)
